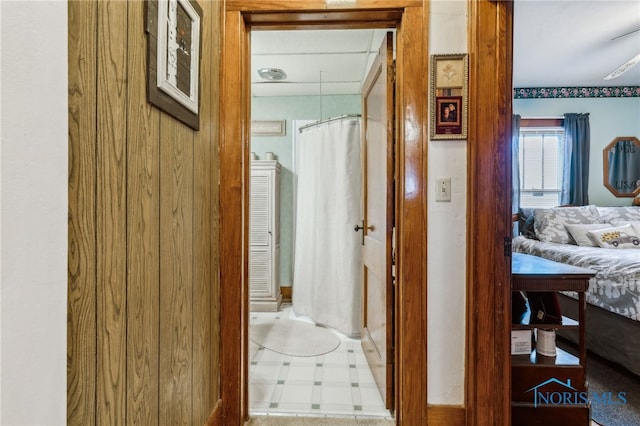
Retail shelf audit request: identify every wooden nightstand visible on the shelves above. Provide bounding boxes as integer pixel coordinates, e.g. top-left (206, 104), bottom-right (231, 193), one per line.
top-left (511, 253), bottom-right (596, 426)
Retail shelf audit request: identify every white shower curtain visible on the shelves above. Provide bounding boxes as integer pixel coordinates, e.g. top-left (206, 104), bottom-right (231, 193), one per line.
top-left (292, 118), bottom-right (362, 337)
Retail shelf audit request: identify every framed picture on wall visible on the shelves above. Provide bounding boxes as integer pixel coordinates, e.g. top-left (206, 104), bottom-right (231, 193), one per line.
top-left (251, 120), bottom-right (286, 136)
top-left (436, 96), bottom-right (462, 128)
top-left (146, 0), bottom-right (202, 130)
top-left (430, 54), bottom-right (468, 140)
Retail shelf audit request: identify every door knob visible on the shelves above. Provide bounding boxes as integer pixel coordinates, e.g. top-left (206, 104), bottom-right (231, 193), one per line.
top-left (354, 221), bottom-right (374, 232)
top-left (354, 220), bottom-right (374, 245)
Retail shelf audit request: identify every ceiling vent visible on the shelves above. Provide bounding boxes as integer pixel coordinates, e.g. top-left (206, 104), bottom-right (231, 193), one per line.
top-left (257, 68), bottom-right (287, 81)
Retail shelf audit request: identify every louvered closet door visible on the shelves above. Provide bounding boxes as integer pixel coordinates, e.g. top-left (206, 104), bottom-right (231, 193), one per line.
top-left (250, 170), bottom-right (272, 297)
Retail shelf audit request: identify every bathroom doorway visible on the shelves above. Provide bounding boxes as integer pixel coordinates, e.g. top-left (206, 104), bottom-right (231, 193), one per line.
top-left (248, 28), bottom-right (396, 419)
top-left (219, 3), bottom-right (442, 425)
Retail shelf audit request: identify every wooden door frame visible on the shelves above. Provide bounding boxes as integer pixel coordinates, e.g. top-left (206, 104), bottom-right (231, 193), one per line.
top-left (219, 1), bottom-right (428, 425)
top-left (218, 1), bottom-right (513, 425)
top-left (465, 1), bottom-right (513, 425)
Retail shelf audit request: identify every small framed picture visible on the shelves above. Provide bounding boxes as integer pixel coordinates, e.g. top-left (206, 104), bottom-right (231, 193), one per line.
top-left (251, 120), bottom-right (286, 136)
top-left (430, 54), bottom-right (468, 140)
top-left (146, 0), bottom-right (202, 130)
top-left (436, 97), bottom-right (462, 127)
top-left (435, 58), bottom-right (465, 88)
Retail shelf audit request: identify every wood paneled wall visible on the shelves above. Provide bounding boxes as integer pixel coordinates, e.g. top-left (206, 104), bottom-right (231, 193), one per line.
top-left (68, 1), bottom-right (222, 424)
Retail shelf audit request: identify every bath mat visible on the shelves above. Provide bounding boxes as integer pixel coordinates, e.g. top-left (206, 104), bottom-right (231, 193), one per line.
top-left (250, 319), bottom-right (340, 357)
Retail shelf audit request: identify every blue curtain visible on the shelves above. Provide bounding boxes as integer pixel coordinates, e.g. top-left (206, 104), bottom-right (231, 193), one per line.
top-left (512, 114), bottom-right (521, 215)
top-left (561, 113), bottom-right (590, 206)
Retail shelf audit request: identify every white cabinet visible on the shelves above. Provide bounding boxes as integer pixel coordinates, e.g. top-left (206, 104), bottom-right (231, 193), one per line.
top-left (249, 160), bottom-right (281, 312)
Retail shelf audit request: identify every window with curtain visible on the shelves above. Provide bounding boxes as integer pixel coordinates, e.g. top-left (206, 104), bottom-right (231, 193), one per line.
top-left (519, 126), bottom-right (565, 208)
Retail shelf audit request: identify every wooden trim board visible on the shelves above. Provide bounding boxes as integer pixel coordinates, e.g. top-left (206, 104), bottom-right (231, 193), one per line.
top-left (465, 1), bottom-right (513, 425)
top-left (428, 405), bottom-right (466, 426)
top-left (280, 286), bottom-right (292, 303)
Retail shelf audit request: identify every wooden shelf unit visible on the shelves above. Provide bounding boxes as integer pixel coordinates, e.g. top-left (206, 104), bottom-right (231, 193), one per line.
top-left (511, 253), bottom-right (596, 426)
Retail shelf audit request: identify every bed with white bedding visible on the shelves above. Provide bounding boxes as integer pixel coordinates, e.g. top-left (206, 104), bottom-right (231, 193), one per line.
top-left (513, 205), bottom-right (640, 375)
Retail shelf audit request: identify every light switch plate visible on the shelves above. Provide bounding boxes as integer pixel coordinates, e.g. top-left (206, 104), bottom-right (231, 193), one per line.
top-left (436, 178), bottom-right (451, 202)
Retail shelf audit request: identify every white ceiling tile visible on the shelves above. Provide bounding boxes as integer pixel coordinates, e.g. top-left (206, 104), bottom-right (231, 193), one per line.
top-left (252, 83), bottom-right (318, 97)
top-left (251, 82), bottom-right (361, 97)
top-left (252, 29), bottom-right (375, 55)
top-left (252, 53), bottom-right (368, 84)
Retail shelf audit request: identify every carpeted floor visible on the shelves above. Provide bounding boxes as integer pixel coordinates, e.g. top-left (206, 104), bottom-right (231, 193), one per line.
top-left (558, 338), bottom-right (640, 426)
top-left (585, 353), bottom-right (640, 426)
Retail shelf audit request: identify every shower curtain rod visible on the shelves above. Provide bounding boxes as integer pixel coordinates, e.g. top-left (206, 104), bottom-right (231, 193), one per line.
top-left (298, 114), bottom-right (362, 133)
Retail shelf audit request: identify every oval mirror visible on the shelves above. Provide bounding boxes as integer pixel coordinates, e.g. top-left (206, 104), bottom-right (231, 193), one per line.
top-left (603, 136), bottom-right (640, 197)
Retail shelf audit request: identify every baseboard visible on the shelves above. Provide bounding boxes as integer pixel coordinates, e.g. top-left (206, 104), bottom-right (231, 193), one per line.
top-left (205, 399), bottom-right (223, 426)
top-left (427, 404), bottom-right (465, 426)
top-left (281, 286), bottom-right (292, 302)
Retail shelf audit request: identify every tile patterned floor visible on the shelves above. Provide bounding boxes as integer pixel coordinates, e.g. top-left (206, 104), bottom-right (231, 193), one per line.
top-left (249, 304), bottom-right (392, 420)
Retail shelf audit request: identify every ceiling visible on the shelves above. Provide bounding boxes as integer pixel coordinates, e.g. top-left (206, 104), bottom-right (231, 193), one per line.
top-left (251, 29), bottom-right (390, 97)
top-left (514, 0), bottom-right (640, 88)
top-left (251, 1), bottom-right (640, 97)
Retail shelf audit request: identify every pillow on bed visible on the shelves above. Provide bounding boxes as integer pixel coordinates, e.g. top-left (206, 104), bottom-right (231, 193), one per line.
top-left (565, 223), bottom-right (613, 247)
top-left (610, 220), bottom-right (640, 235)
top-left (596, 206), bottom-right (640, 222)
top-left (534, 205), bottom-right (600, 244)
top-left (586, 224), bottom-right (640, 249)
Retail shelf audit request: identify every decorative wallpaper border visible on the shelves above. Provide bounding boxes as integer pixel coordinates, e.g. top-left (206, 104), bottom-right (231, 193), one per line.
top-left (513, 86), bottom-right (640, 99)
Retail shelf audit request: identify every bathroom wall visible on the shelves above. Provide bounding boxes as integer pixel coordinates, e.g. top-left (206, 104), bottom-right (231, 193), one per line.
top-left (251, 95), bottom-right (361, 288)
top-left (514, 96), bottom-right (640, 206)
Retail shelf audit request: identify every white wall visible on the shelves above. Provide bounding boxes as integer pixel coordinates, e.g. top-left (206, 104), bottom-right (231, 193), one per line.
top-left (1, 1), bottom-right (68, 424)
top-left (427, 0), bottom-right (467, 405)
